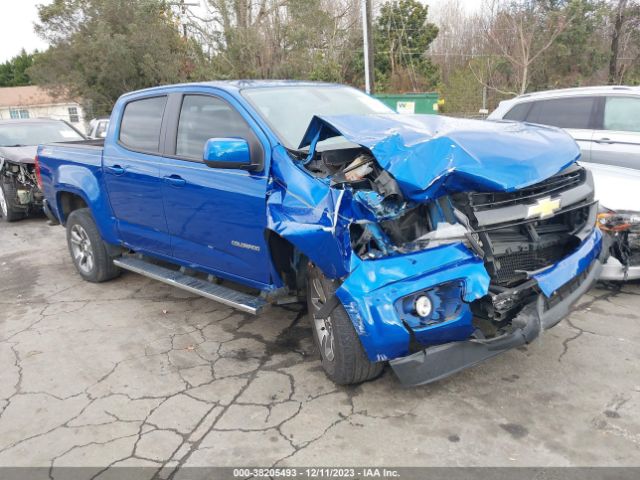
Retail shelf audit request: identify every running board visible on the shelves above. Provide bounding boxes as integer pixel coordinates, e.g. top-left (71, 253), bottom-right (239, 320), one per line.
top-left (113, 256), bottom-right (268, 315)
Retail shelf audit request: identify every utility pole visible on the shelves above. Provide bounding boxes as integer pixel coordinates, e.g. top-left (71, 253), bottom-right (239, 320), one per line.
top-left (361, 0), bottom-right (375, 94)
top-left (172, 0), bottom-right (199, 38)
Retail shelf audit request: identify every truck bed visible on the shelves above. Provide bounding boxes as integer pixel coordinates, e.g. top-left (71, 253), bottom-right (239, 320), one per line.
top-left (46, 138), bottom-right (105, 149)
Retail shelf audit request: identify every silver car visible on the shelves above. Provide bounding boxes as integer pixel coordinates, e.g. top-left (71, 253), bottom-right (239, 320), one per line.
top-left (489, 85), bottom-right (640, 170)
top-left (489, 86), bottom-right (640, 281)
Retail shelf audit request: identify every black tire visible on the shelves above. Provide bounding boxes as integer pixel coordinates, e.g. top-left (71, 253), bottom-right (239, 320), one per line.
top-left (307, 264), bottom-right (383, 385)
top-left (66, 208), bottom-right (120, 283)
top-left (0, 181), bottom-right (25, 222)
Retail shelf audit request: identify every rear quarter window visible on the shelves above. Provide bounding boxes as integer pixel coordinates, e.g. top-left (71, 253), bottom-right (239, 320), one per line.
top-left (119, 96), bottom-right (168, 152)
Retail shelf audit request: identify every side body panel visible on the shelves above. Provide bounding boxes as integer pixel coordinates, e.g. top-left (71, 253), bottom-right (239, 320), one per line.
top-left (590, 129), bottom-right (640, 170)
top-left (37, 143), bottom-right (119, 244)
top-left (156, 88), bottom-right (273, 288)
top-left (102, 142), bottom-right (172, 256)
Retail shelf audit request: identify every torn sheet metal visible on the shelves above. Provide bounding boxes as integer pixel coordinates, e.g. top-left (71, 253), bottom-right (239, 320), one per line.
top-left (266, 145), bottom-right (355, 278)
top-left (533, 228), bottom-right (603, 297)
top-left (299, 114), bottom-right (581, 202)
top-left (335, 243), bottom-right (491, 361)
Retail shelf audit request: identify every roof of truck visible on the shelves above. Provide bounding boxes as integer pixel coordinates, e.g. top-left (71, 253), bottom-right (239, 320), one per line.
top-left (118, 80), bottom-right (345, 100)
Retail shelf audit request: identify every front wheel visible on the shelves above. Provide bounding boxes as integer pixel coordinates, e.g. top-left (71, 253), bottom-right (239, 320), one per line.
top-left (66, 208), bottom-right (120, 283)
top-left (0, 181), bottom-right (24, 222)
top-left (306, 264), bottom-right (383, 385)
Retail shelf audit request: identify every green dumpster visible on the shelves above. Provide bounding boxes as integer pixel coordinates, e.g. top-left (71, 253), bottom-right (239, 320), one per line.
top-left (374, 92), bottom-right (440, 114)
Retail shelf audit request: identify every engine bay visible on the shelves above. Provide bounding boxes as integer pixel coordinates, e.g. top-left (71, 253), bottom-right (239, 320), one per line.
top-left (296, 146), bottom-right (457, 259)
top-left (0, 159), bottom-right (43, 210)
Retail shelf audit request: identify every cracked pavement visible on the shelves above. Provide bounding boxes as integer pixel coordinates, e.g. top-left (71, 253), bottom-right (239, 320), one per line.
top-left (0, 218), bottom-right (639, 477)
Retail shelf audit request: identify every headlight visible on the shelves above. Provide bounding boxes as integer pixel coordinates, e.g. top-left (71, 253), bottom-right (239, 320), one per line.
top-left (597, 212), bottom-right (640, 232)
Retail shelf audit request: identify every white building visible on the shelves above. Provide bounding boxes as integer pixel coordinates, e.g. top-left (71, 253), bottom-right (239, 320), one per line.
top-left (0, 86), bottom-right (87, 134)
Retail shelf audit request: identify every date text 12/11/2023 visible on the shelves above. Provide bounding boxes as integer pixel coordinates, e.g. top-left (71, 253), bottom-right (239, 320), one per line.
top-left (232, 468), bottom-right (400, 478)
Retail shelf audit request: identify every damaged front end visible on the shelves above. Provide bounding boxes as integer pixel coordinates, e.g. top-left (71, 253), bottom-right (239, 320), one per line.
top-left (0, 156), bottom-right (44, 215)
top-left (267, 114), bottom-right (606, 386)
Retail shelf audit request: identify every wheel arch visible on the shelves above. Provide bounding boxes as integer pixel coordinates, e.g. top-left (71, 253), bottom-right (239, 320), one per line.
top-left (265, 229), bottom-right (309, 295)
top-left (56, 190), bottom-right (89, 225)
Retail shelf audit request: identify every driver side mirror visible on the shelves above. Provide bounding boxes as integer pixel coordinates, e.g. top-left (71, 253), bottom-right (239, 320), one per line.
top-left (203, 138), bottom-right (255, 170)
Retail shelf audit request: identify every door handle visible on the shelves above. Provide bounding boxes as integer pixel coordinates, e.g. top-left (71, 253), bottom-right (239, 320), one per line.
top-left (595, 137), bottom-right (614, 144)
top-left (163, 175), bottom-right (186, 187)
top-left (106, 165), bottom-right (125, 175)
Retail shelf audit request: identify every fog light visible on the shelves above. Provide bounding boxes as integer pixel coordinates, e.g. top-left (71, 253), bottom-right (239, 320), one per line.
top-left (414, 295), bottom-right (432, 318)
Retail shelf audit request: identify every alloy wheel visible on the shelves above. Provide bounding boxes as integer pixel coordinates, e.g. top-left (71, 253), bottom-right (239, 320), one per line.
top-left (70, 224), bottom-right (94, 274)
top-left (310, 277), bottom-right (336, 361)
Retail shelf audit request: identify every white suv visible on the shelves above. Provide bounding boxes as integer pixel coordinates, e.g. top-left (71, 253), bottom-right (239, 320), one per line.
top-left (489, 86), bottom-right (640, 281)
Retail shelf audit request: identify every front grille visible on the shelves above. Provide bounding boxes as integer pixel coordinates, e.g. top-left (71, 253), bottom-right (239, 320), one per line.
top-left (494, 244), bottom-right (569, 285)
top-left (452, 166), bottom-right (593, 287)
top-left (465, 168), bottom-right (585, 212)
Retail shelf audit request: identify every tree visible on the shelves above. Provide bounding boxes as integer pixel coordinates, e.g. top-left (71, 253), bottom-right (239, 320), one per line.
top-left (193, 0), bottom-right (362, 84)
top-left (609, 0), bottom-right (628, 83)
top-left (608, 0), bottom-right (640, 84)
top-left (482, 0), bottom-right (572, 94)
top-left (0, 50), bottom-right (35, 87)
top-left (29, 0), bottom-right (205, 116)
top-left (534, 0), bottom-right (610, 89)
top-left (374, 0), bottom-right (439, 92)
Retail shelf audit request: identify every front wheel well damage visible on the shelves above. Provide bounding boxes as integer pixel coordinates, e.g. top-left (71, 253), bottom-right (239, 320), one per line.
top-left (266, 231), bottom-right (309, 298)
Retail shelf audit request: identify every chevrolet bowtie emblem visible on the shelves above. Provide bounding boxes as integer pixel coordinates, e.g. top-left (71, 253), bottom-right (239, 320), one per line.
top-left (527, 197), bottom-right (561, 219)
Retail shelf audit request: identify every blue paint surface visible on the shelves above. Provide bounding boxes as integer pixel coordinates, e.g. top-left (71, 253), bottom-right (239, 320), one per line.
top-left (533, 229), bottom-right (602, 297)
top-left (299, 114), bottom-right (580, 201)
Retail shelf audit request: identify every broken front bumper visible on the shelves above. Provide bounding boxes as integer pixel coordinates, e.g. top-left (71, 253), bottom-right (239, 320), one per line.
top-left (390, 229), bottom-right (607, 386)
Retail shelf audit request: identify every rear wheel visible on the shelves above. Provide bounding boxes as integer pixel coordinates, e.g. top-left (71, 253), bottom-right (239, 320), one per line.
top-left (66, 208), bottom-right (120, 283)
top-left (0, 181), bottom-right (24, 222)
top-left (307, 264), bottom-right (383, 385)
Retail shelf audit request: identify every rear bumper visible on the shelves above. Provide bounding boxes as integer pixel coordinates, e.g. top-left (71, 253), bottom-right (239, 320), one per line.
top-left (389, 228), bottom-right (606, 386)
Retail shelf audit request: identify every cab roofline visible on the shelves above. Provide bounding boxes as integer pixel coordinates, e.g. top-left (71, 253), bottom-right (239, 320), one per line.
top-left (118, 80), bottom-right (347, 99)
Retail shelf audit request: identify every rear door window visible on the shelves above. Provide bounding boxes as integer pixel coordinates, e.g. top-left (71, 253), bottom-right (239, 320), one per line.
top-left (525, 97), bottom-right (596, 129)
top-left (119, 96), bottom-right (167, 152)
top-left (603, 96), bottom-right (640, 132)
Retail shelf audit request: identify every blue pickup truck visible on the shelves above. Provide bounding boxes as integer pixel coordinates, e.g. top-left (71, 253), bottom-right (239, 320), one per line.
top-left (36, 81), bottom-right (607, 386)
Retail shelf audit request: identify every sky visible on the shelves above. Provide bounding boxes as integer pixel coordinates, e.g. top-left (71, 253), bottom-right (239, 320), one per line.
top-left (0, 0), bottom-right (51, 62)
top-left (0, 0), bottom-right (482, 63)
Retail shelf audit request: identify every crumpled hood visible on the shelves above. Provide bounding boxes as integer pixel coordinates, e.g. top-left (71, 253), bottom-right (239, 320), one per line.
top-left (300, 114), bottom-right (580, 202)
top-left (0, 145), bottom-right (37, 164)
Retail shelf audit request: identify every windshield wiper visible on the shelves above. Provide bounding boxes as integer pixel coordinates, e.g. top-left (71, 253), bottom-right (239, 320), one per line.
top-left (2, 144), bottom-right (27, 147)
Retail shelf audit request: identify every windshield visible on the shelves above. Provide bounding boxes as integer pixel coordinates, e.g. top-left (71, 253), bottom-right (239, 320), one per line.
top-left (0, 122), bottom-right (84, 147)
top-left (241, 85), bottom-right (393, 150)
